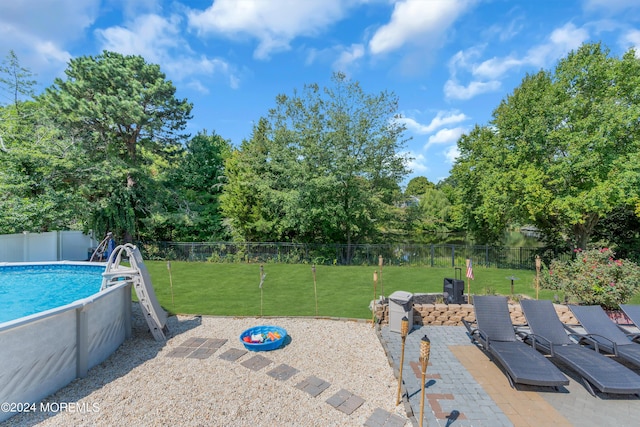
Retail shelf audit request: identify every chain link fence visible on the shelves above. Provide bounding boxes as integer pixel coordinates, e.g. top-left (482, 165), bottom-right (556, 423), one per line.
top-left (137, 241), bottom-right (570, 270)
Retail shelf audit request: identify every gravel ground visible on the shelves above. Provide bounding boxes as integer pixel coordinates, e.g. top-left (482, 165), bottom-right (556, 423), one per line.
top-left (5, 304), bottom-right (406, 427)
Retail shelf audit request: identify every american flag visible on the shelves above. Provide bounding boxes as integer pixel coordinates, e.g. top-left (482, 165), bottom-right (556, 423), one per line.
top-left (466, 259), bottom-right (474, 280)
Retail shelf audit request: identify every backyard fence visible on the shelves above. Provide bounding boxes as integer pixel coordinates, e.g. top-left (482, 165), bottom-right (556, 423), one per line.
top-left (138, 241), bottom-right (570, 270)
top-left (0, 231), bottom-right (98, 262)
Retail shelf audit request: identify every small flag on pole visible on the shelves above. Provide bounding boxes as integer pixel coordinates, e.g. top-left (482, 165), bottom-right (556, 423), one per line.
top-left (466, 259), bottom-right (474, 280)
top-left (259, 265), bottom-right (266, 289)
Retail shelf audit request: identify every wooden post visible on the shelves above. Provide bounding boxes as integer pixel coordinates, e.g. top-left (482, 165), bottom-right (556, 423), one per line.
top-left (535, 255), bottom-right (541, 300)
top-left (259, 264), bottom-right (265, 317)
top-left (167, 261), bottom-right (175, 311)
top-left (312, 264), bottom-right (318, 316)
top-left (465, 258), bottom-right (471, 304)
top-left (378, 255), bottom-right (384, 298)
top-left (372, 271), bottom-right (378, 327)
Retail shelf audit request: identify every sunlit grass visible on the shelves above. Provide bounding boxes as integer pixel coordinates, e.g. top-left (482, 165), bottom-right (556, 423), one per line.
top-left (143, 261), bottom-right (620, 319)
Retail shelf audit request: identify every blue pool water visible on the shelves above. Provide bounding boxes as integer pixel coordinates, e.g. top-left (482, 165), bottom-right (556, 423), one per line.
top-left (0, 264), bottom-right (104, 324)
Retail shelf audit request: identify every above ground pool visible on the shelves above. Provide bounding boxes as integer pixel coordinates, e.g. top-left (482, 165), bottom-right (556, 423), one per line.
top-left (0, 264), bottom-right (103, 324)
top-left (0, 261), bottom-right (133, 423)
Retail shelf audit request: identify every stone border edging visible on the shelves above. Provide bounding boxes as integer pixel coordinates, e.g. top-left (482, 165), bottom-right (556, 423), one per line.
top-left (374, 301), bottom-right (577, 327)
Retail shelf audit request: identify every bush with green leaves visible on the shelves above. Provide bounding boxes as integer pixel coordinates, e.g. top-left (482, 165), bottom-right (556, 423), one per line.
top-left (541, 248), bottom-right (640, 309)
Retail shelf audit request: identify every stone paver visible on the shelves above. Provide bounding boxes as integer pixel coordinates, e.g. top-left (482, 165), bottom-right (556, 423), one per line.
top-left (241, 354), bottom-right (272, 371)
top-left (325, 388), bottom-right (365, 415)
top-left (218, 348), bottom-right (247, 362)
top-left (180, 337), bottom-right (208, 347)
top-left (200, 338), bottom-right (228, 349)
top-left (187, 347), bottom-right (217, 359)
top-left (166, 337), bottom-right (228, 359)
top-left (363, 408), bottom-right (407, 427)
top-left (295, 375), bottom-right (331, 397)
top-left (165, 347), bottom-right (194, 358)
top-left (267, 363), bottom-right (299, 381)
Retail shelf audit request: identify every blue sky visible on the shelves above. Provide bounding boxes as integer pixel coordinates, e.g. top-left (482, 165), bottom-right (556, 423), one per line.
top-left (2, 0), bottom-right (639, 184)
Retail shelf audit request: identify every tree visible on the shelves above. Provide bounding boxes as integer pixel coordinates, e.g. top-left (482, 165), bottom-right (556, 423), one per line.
top-left (0, 101), bottom-right (86, 233)
top-left (41, 51), bottom-right (193, 241)
top-left (0, 52), bottom-right (86, 233)
top-left (0, 50), bottom-right (37, 108)
top-left (167, 130), bottom-right (231, 241)
top-left (451, 43), bottom-right (640, 249)
top-left (221, 73), bottom-right (410, 257)
top-left (591, 206), bottom-right (640, 263)
top-left (221, 118), bottom-right (286, 241)
top-left (0, 50), bottom-right (38, 153)
top-left (405, 176), bottom-right (434, 197)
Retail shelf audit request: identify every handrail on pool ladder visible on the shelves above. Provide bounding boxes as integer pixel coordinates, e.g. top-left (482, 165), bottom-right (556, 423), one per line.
top-left (101, 243), bottom-right (168, 341)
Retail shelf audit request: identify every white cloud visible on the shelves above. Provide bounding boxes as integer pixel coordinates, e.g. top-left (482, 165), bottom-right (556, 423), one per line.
top-left (96, 14), bottom-right (182, 64)
top-left (369, 0), bottom-right (475, 55)
top-left (472, 56), bottom-right (522, 80)
top-left (399, 110), bottom-right (468, 134)
top-left (444, 79), bottom-right (500, 100)
top-left (405, 152), bottom-right (428, 174)
top-left (525, 23), bottom-right (589, 67)
top-left (426, 127), bottom-right (466, 147)
top-left (34, 40), bottom-right (73, 65)
top-left (332, 44), bottom-right (365, 73)
top-left (0, 0), bottom-right (99, 42)
top-left (443, 145), bottom-right (460, 164)
top-left (0, 0), bottom-right (99, 72)
top-left (484, 17), bottom-right (524, 42)
top-left (185, 79), bottom-right (210, 94)
top-left (447, 46), bottom-right (484, 74)
top-left (471, 23), bottom-right (589, 80)
top-left (96, 14), bottom-right (240, 88)
top-left (621, 29), bottom-right (640, 56)
top-left (187, 0), bottom-right (356, 60)
top-left (444, 22), bottom-right (589, 100)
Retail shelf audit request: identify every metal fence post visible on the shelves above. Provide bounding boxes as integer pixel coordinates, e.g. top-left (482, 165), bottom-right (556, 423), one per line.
top-left (451, 245), bottom-right (455, 267)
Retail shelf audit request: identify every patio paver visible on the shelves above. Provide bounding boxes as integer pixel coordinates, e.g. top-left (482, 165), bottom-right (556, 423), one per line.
top-left (326, 388), bottom-right (365, 415)
top-left (267, 363), bottom-right (299, 381)
top-left (295, 375), bottom-right (331, 397)
top-left (241, 354), bottom-right (272, 371)
top-left (363, 408), bottom-right (407, 427)
top-left (218, 348), bottom-right (248, 362)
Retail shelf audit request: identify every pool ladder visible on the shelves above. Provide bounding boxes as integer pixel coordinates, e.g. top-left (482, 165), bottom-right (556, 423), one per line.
top-left (101, 243), bottom-right (168, 341)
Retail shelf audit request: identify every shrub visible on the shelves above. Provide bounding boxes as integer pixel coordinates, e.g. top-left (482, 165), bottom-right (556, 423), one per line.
top-left (541, 248), bottom-right (640, 309)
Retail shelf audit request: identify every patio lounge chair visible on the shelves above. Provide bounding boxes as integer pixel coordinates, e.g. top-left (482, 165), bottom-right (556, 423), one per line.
top-left (520, 299), bottom-right (640, 396)
top-left (619, 304), bottom-right (640, 331)
top-left (462, 296), bottom-right (568, 388)
top-left (569, 305), bottom-right (640, 368)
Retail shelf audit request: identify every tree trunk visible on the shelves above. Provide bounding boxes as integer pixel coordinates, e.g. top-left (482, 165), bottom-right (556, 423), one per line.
top-left (571, 213), bottom-right (599, 250)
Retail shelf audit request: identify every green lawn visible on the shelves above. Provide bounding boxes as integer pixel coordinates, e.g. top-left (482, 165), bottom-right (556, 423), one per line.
top-left (144, 261), bottom-right (584, 319)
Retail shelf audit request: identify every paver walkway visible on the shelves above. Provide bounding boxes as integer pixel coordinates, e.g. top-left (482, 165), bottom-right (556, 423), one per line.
top-left (166, 336), bottom-right (407, 426)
